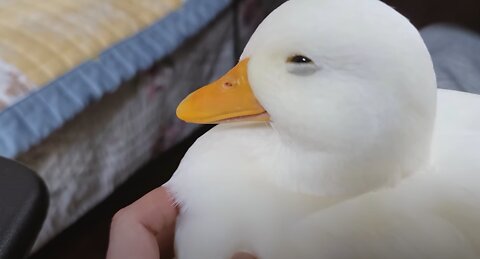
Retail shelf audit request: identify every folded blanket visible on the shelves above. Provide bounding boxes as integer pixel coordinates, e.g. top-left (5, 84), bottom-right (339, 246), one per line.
top-left (0, 0), bottom-right (180, 108)
top-left (0, 0), bottom-right (230, 158)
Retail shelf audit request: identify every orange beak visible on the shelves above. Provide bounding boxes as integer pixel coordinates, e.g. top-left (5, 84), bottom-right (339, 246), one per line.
top-left (176, 58), bottom-right (269, 124)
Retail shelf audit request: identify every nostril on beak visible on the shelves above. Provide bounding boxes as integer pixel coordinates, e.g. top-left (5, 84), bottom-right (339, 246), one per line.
top-left (224, 81), bottom-right (234, 88)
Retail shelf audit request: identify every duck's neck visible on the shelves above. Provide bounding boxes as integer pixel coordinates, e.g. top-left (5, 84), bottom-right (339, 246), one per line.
top-left (263, 124), bottom-right (432, 198)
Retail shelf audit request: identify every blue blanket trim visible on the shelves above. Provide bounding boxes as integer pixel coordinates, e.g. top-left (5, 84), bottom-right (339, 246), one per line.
top-left (0, 0), bottom-right (230, 158)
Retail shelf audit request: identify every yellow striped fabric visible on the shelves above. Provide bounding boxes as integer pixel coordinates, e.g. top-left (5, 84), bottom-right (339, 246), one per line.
top-left (0, 0), bottom-right (181, 86)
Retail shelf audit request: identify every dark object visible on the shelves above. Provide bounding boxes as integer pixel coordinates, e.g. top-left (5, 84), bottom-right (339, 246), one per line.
top-left (382, 0), bottom-right (480, 31)
top-left (0, 157), bottom-right (49, 259)
top-left (263, 0), bottom-right (480, 32)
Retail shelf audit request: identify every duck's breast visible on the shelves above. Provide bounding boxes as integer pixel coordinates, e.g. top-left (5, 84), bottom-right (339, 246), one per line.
top-left (166, 123), bottom-right (327, 259)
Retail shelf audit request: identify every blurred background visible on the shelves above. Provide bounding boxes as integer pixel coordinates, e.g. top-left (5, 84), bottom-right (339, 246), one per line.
top-left (0, 0), bottom-right (478, 258)
top-left (266, 0), bottom-right (480, 31)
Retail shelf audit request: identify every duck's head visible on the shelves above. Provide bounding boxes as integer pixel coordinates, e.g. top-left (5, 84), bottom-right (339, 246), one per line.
top-left (177, 0), bottom-right (436, 197)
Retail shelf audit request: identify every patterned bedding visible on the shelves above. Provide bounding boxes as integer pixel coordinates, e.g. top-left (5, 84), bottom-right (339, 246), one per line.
top-left (0, 0), bottom-right (230, 158)
top-left (0, 0), bottom-right (180, 90)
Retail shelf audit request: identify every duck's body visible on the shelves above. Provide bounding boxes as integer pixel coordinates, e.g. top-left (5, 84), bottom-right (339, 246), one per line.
top-left (290, 89), bottom-right (480, 259)
top-left (166, 0), bottom-right (480, 257)
top-left (168, 89), bottom-right (480, 259)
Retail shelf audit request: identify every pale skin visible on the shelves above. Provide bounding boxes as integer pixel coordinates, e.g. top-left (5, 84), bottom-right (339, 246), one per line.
top-left (106, 186), bottom-right (257, 259)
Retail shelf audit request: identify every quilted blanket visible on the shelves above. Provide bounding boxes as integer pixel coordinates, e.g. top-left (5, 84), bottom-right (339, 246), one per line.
top-left (0, 0), bottom-right (230, 158)
top-left (0, 0), bottom-right (180, 109)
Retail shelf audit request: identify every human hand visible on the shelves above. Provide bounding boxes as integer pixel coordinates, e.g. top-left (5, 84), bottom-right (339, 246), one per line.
top-left (106, 187), bottom-right (178, 259)
top-left (106, 186), bottom-right (257, 259)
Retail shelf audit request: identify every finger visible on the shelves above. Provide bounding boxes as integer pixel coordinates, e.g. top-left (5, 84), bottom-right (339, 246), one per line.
top-left (106, 187), bottom-right (179, 259)
top-left (128, 186), bottom-right (178, 256)
top-left (127, 186), bottom-right (179, 257)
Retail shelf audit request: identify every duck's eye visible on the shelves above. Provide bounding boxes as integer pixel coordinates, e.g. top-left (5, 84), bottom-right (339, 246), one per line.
top-left (286, 55), bottom-right (318, 76)
top-left (287, 55), bottom-right (313, 64)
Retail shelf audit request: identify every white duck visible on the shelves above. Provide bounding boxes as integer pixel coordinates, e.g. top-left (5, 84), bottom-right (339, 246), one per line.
top-left (166, 0), bottom-right (480, 258)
